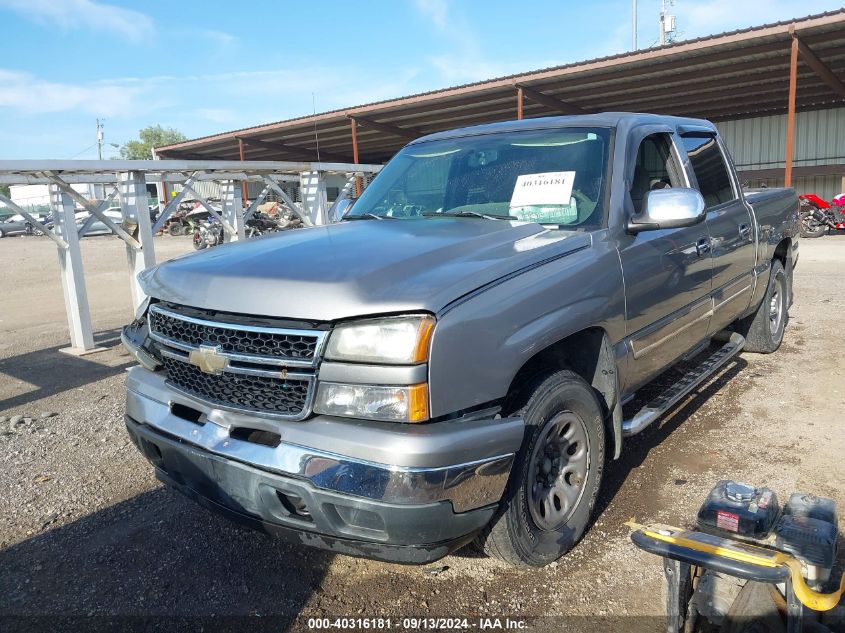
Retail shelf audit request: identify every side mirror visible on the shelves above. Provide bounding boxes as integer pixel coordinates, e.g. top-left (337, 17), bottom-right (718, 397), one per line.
top-left (330, 197), bottom-right (356, 223)
top-left (627, 187), bottom-right (706, 233)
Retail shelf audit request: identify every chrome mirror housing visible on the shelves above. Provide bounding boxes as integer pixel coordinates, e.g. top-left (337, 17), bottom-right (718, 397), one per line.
top-left (628, 187), bottom-right (706, 233)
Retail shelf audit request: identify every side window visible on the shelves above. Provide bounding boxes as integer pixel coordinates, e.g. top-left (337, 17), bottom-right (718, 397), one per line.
top-left (682, 135), bottom-right (736, 208)
top-left (630, 133), bottom-right (684, 215)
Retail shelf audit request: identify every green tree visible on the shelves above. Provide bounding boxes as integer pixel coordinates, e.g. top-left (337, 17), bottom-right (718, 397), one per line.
top-left (120, 125), bottom-right (187, 160)
top-left (0, 184), bottom-right (10, 198)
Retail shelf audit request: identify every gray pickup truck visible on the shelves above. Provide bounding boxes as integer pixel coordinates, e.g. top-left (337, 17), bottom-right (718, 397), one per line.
top-left (122, 113), bottom-right (798, 567)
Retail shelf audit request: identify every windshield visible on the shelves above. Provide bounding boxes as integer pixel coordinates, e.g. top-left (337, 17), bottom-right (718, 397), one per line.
top-left (347, 127), bottom-right (610, 228)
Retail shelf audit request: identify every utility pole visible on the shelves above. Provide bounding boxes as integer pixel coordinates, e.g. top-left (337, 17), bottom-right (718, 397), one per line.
top-left (659, 0), bottom-right (677, 46)
top-left (96, 118), bottom-right (104, 160)
top-left (632, 0), bottom-right (637, 50)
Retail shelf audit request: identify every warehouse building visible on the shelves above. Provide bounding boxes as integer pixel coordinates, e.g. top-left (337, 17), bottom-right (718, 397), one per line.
top-left (157, 10), bottom-right (845, 201)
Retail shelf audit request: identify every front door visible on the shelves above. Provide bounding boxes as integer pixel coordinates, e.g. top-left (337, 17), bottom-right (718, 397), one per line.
top-left (680, 134), bottom-right (756, 333)
top-left (619, 132), bottom-right (713, 390)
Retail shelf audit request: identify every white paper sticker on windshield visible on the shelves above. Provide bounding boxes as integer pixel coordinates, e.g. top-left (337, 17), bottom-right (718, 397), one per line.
top-left (510, 171), bottom-right (575, 209)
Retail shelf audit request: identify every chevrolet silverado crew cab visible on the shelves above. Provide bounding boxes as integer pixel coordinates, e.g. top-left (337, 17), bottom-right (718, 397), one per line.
top-left (122, 113), bottom-right (799, 567)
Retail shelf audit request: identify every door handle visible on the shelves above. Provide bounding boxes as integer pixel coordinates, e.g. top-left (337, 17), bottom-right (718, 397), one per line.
top-left (696, 237), bottom-right (711, 256)
top-left (739, 224), bottom-right (751, 241)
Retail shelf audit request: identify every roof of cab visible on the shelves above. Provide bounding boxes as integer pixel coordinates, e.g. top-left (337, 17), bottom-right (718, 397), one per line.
top-left (408, 112), bottom-right (718, 144)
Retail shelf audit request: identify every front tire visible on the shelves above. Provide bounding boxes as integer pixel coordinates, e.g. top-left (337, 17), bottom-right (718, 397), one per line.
top-left (739, 260), bottom-right (787, 353)
top-left (192, 230), bottom-right (206, 250)
top-left (800, 211), bottom-right (827, 238)
top-left (476, 370), bottom-right (604, 567)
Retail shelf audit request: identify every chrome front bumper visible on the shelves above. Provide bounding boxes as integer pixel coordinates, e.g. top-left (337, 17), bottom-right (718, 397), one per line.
top-left (125, 366), bottom-right (522, 513)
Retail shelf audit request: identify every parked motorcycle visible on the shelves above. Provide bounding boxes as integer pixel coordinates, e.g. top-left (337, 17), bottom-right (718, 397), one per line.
top-left (245, 211), bottom-right (281, 238)
top-left (799, 193), bottom-right (845, 238)
top-left (192, 216), bottom-right (224, 250)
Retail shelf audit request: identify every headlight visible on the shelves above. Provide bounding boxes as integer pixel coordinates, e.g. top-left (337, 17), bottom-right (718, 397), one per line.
top-left (325, 315), bottom-right (435, 364)
top-left (314, 382), bottom-right (429, 423)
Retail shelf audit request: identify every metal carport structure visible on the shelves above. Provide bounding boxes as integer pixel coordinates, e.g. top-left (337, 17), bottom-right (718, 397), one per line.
top-left (156, 10), bottom-right (845, 190)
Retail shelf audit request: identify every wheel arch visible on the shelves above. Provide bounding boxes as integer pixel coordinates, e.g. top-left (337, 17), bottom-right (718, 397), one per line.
top-left (772, 237), bottom-right (793, 307)
top-left (504, 326), bottom-right (620, 458)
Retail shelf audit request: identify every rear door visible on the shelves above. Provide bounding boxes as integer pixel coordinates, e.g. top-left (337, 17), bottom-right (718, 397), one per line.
top-left (679, 133), bottom-right (756, 333)
top-left (619, 131), bottom-right (713, 389)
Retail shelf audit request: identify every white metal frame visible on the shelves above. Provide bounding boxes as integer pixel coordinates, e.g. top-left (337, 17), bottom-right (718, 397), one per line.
top-left (0, 159), bottom-right (381, 354)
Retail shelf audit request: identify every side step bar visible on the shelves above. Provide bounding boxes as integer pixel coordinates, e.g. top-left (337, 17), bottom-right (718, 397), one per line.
top-left (622, 332), bottom-right (746, 437)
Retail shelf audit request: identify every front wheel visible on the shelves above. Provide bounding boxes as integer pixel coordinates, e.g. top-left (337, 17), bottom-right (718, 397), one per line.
top-left (475, 370), bottom-right (605, 567)
top-left (192, 230), bottom-right (206, 250)
top-left (800, 212), bottom-right (827, 238)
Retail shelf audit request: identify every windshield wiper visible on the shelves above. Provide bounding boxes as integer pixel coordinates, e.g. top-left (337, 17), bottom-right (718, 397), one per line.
top-left (343, 213), bottom-right (398, 221)
top-left (422, 210), bottom-right (515, 220)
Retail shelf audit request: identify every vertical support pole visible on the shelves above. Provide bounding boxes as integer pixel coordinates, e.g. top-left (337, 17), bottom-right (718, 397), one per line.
top-left (221, 180), bottom-right (245, 241)
top-left (50, 184), bottom-right (97, 354)
top-left (517, 86), bottom-right (524, 120)
top-left (119, 171), bottom-right (156, 311)
top-left (350, 118), bottom-right (362, 197)
top-left (632, 0), bottom-right (637, 49)
top-left (299, 171), bottom-right (328, 225)
top-left (238, 139), bottom-right (249, 202)
top-left (785, 33), bottom-right (799, 188)
top-left (785, 577), bottom-right (805, 633)
top-left (662, 558), bottom-right (691, 633)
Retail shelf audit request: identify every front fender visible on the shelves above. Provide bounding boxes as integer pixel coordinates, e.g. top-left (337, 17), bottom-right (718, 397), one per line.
top-left (427, 235), bottom-right (626, 418)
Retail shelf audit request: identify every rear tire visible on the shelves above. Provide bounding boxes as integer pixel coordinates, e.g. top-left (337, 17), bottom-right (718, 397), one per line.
top-left (475, 370), bottom-right (604, 567)
top-left (738, 260), bottom-right (787, 354)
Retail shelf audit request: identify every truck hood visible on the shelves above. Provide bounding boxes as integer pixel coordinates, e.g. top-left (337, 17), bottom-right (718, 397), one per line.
top-left (140, 219), bottom-right (590, 321)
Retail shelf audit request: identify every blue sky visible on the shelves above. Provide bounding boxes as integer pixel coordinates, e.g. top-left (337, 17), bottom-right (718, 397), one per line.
top-left (0, 0), bottom-right (840, 159)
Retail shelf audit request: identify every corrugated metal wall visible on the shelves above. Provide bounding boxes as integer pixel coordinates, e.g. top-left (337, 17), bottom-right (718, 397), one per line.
top-left (717, 108), bottom-right (845, 200)
top-left (718, 108), bottom-right (845, 170)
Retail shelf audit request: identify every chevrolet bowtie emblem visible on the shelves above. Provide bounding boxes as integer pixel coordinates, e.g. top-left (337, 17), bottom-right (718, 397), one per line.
top-left (188, 345), bottom-right (229, 375)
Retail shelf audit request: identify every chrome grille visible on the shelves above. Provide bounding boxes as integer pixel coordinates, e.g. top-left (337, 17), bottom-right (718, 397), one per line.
top-left (148, 303), bottom-right (324, 420)
top-left (148, 304), bottom-right (322, 366)
top-left (160, 356), bottom-right (311, 417)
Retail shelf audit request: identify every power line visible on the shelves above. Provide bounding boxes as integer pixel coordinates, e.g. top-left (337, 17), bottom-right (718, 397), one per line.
top-left (68, 143), bottom-right (97, 159)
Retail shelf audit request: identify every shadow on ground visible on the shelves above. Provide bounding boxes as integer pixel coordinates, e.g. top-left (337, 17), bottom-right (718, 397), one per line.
top-left (0, 329), bottom-right (131, 412)
top-left (596, 352), bottom-right (748, 519)
top-left (0, 486), bottom-right (332, 630)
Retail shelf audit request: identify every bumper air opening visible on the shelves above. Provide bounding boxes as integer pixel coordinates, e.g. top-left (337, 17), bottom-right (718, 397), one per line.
top-left (325, 504), bottom-right (388, 538)
top-left (138, 437), bottom-right (165, 470)
top-left (170, 402), bottom-right (204, 425)
top-left (275, 491), bottom-right (313, 521)
top-left (230, 427), bottom-right (282, 447)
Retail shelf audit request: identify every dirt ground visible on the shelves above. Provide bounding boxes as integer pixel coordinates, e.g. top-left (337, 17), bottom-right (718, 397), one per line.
top-left (1, 232), bottom-right (843, 632)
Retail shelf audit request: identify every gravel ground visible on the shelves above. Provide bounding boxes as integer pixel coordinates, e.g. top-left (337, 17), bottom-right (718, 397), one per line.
top-left (1, 233), bottom-right (844, 632)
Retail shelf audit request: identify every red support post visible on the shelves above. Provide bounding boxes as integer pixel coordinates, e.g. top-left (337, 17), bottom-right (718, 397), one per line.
top-left (238, 139), bottom-right (248, 202)
top-left (785, 34), bottom-right (798, 188)
top-left (351, 118), bottom-right (362, 197)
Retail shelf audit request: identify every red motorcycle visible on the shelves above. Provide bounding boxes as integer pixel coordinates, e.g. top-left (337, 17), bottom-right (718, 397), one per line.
top-left (799, 193), bottom-right (845, 238)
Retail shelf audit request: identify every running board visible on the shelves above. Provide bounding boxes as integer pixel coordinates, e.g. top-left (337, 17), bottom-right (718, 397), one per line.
top-left (622, 332), bottom-right (745, 437)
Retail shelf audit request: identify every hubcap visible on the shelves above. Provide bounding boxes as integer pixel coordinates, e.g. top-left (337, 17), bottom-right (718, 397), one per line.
top-left (527, 411), bottom-right (590, 531)
top-left (769, 276), bottom-right (783, 335)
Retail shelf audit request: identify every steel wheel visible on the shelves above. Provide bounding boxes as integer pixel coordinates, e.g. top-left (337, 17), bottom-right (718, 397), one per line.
top-left (769, 276), bottom-right (783, 336)
top-left (528, 411), bottom-right (590, 531)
